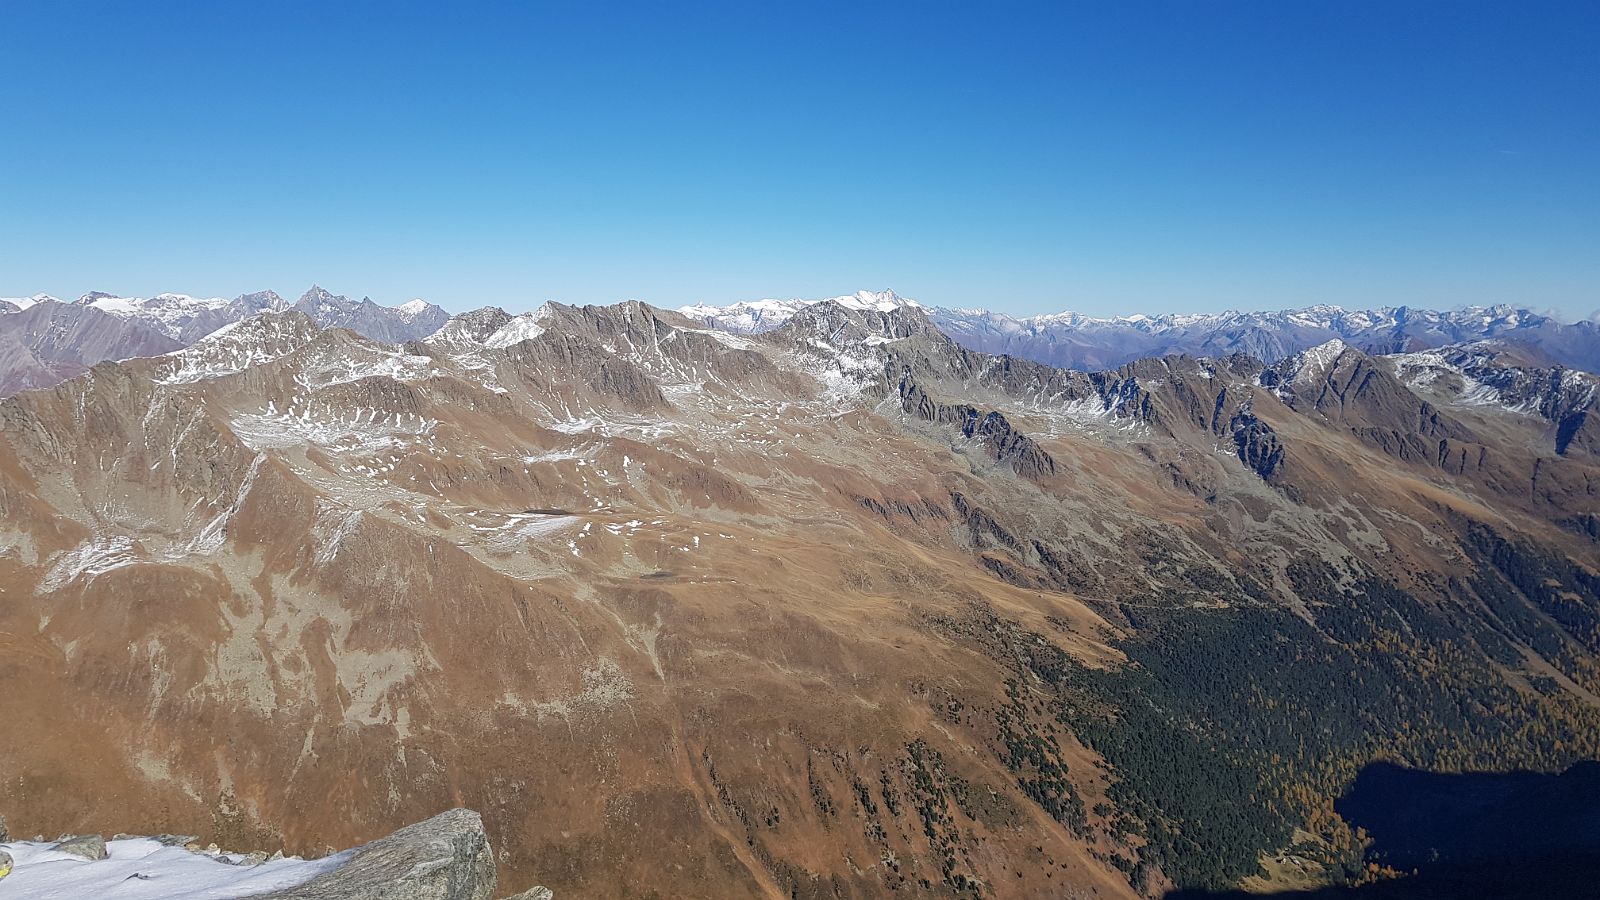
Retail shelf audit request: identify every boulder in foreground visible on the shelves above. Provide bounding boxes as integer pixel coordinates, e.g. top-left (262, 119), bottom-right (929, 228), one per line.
top-left (251, 809), bottom-right (496, 900)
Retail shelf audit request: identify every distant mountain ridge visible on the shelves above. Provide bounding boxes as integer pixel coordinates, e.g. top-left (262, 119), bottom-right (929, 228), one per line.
top-left (682, 291), bottom-right (1600, 374)
top-left (0, 287), bottom-right (449, 396)
top-left (0, 301), bottom-right (181, 396)
top-left (679, 288), bottom-right (919, 333)
top-left (2, 285), bottom-right (1595, 399)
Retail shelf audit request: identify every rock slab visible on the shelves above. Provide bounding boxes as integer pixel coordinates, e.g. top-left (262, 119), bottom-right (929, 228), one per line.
top-left (250, 809), bottom-right (495, 900)
top-left (52, 834), bottom-right (108, 860)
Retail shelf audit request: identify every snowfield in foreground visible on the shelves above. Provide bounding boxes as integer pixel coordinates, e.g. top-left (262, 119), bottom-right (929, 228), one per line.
top-left (0, 838), bottom-right (348, 899)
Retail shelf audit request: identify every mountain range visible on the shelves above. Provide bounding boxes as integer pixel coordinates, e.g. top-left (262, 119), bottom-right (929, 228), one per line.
top-left (683, 289), bottom-right (1600, 374)
top-left (0, 288), bottom-right (1595, 897)
top-left (0, 287), bottom-right (448, 396)
top-left (2, 286), bottom-right (1595, 402)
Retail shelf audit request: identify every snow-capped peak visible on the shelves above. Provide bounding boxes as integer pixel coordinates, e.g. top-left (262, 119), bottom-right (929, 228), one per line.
top-left (423, 306), bottom-right (514, 347)
top-left (680, 288), bottom-right (920, 334)
top-left (67, 291), bottom-right (233, 339)
top-left (0, 293), bottom-right (58, 311)
top-left (296, 285), bottom-right (345, 309)
top-left (1283, 338), bottom-right (1349, 373)
top-left (483, 305), bottom-right (553, 349)
top-left (834, 289), bottom-right (920, 312)
top-left (1260, 339), bottom-right (1352, 396)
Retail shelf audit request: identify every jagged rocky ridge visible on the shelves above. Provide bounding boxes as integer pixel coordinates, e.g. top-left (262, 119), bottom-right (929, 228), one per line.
top-left (0, 296), bottom-right (1595, 897)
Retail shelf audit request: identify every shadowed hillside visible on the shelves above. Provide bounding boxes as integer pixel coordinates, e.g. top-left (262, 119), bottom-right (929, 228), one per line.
top-left (1166, 761), bottom-right (1600, 899)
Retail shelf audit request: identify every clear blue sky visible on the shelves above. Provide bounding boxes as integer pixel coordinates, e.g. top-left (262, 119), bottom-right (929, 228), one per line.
top-left (2, 1), bottom-right (1596, 318)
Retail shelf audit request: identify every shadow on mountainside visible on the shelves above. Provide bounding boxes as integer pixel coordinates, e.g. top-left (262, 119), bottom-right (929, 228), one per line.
top-left (1165, 759), bottom-right (1600, 900)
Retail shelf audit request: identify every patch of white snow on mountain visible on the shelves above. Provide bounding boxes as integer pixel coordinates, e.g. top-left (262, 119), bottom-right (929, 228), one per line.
top-left (0, 294), bottom-right (56, 311)
top-left (37, 536), bottom-right (139, 593)
top-left (1260, 339), bottom-right (1348, 397)
top-left (157, 316), bottom-right (315, 384)
top-left (83, 293), bottom-right (232, 340)
top-left (231, 406), bottom-right (437, 454)
top-left (162, 453), bottom-right (267, 560)
top-left (0, 838), bottom-right (348, 900)
top-left (292, 346), bottom-right (438, 389)
top-left (395, 299), bottom-right (434, 320)
top-left (484, 308), bottom-right (552, 349)
top-left (312, 505), bottom-right (364, 565)
top-left (681, 289), bottom-right (920, 333)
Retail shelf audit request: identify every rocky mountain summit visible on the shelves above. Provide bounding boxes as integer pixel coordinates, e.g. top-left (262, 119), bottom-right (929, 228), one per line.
top-left (0, 294), bottom-right (1595, 896)
top-left (680, 288), bottom-right (920, 333)
top-left (290, 286), bottom-right (450, 345)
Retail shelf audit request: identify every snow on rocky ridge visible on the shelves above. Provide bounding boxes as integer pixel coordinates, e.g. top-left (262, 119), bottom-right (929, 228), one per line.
top-left (76, 292), bottom-right (234, 340)
top-left (1261, 338), bottom-right (1350, 394)
top-left (1, 287), bottom-right (447, 345)
top-left (482, 306), bottom-right (553, 349)
top-left (679, 289), bottom-right (918, 333)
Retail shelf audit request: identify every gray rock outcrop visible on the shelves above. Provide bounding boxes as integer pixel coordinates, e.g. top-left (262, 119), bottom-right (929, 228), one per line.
top-left (250, 809), bottom-right (495, 900)
top-left (52, 834), bottom-right (108, 860)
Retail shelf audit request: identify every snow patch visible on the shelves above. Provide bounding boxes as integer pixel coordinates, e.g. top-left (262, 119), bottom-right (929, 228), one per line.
top-left (231, 406), bottom-right (437, 455)
top-left (0, 837), bottom-right (347, 900)
top-left (681, 289), bottom-right (921, 333)
top-left (38, 536), bottom-right (138, 593)
top-left (483, 307), bottom-right (552, 349)
top-left (313, 506), bottom-right (364, 565)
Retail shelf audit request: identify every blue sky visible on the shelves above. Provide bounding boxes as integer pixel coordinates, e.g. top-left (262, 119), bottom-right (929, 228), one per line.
top-left (1, 1), bottom-right (1596, 318)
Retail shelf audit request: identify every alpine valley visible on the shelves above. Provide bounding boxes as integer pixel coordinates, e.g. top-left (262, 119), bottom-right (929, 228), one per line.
top-left (1, 286), bottom-right (1597, 898)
